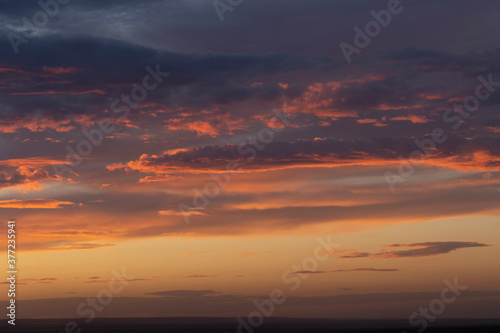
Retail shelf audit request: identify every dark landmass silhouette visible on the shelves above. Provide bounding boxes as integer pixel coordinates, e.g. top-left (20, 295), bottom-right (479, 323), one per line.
top-left (0, 317), bottom-right (499, 333)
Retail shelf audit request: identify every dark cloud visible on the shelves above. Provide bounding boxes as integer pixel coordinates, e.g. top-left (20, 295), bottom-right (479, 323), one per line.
top-left (340, 242), bottom-right (490, 259)
top-left (339, 252), bottom-right (371, 259)
top-left (376, 241), bottom-right (490, 258)
top-left (146, 290), bottom-right (216, 297)
top-left (18, 278), bottom-right (58, 284)
top-left (2, 0), bottom-right (496, 56)
top-left (292, 270), bottom-right (328, 274)
top-left (292, 268), bottom-right (397, 274)
top-left (111, 135), bottom-right (500, 176)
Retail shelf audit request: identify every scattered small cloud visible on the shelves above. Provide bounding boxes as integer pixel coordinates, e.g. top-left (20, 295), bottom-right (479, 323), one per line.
top-left (53, 243), bottom-right (115, 251)
top-left (2, 278), bottom-right (58, 284)
top-left (83, 276), bottom-right (157, 283)
top-left (291, 268), bottom-right (397, 274)
top-left (146, 290), bottom-right (216, 297)
top-left (339, 252), bottom-right (371, 259)
top-left (332, 268), bottom-right (398, 272)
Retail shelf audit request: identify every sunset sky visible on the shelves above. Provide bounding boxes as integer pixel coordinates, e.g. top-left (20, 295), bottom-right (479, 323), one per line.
top-left (1, 0), bottom-right (500, 321)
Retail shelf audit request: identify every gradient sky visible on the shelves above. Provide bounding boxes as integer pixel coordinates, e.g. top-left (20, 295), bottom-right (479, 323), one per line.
top-left (0, 0), bottom-right (500, 320)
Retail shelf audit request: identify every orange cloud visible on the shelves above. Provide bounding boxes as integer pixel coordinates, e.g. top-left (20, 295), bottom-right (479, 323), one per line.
top-left (0, 165), bottom-right (57, 191)
top-left (158, 209), bottom-right (207, 217)
top-left (487, 126), bottom-right (500, 133)
top-left (390, 115), bottom-right (429, 123)
top-left (166, 112), bottom-right (248, 137)
top-left (0, 199), bottom-right (75, 209)
top-left (0, 118), bottom-right (75, 133)
top-left (417, 92), bottom-right (448, 101)
top-left (0, 157), bottom-right (66, 168)
top-left (356, 118), bottom-right (388, 127)
top-left (42, 66), bottom-right (81, 74)
top-left (180, 120), bottom-right (219, 137)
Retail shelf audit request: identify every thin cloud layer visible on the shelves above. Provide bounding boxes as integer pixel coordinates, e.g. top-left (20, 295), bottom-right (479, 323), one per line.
top-left (292, 268), bottom-right (398, 274)
top-left (339, 242), bottom-right (490, 259)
